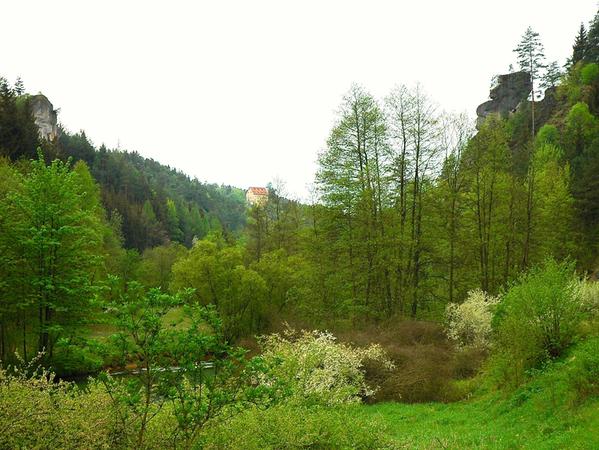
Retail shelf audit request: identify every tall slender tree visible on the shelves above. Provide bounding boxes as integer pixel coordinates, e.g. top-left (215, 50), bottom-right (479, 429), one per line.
top-left (514, 26), bottom-right (546, 136)
top-left (317, 84), bottom-right (389, 316)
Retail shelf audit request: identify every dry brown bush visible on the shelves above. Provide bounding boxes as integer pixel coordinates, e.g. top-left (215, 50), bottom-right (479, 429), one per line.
top-left (336, 320), bottom-right (485, 403)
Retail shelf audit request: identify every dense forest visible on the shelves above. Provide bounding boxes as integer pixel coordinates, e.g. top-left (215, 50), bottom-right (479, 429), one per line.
top-left (0, 88), bottom-right (246, 251)
top-left (1, 8), bottom-right (599, 450)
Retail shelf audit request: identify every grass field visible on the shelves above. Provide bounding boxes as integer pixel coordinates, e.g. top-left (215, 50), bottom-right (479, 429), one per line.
top-left (357, 395), bottom-right (599, 449)
top-left (354, 339), bottom-right (599, 449)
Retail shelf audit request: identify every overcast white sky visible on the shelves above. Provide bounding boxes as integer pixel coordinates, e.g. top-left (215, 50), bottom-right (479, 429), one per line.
top-left (3, 1), bottom-right (597, 199)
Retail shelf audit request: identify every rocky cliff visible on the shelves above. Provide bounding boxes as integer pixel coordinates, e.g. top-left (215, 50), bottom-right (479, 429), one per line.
top-left (29, 94), bottom-right (59, 140)
top-left (476, 71), bottom-right (532, 128)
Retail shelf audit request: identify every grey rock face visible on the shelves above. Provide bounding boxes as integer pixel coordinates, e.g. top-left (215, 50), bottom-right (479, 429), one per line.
top-left (476, 71), bottom-right (532, 128)
top-left (29, 94), bottom-right (59, 140)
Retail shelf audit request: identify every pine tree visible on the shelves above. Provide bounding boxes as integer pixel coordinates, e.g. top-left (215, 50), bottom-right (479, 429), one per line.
top-left (570, 23), bottom-right (588, 66)
top-left (587, 11), bottom-right (599, 63)
top-left (541, 61), bottom-right (562, 90)
top-left (0, 77), bottom-right (11, 96)
top-left (13, 77), bottom-right (24, 96)
top-left (514, 26), bottom-right (546, 136)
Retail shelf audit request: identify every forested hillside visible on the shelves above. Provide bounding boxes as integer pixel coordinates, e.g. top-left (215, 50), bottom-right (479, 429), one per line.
top-left (242, 25), bottom-right (599, 324)
top-left (1, 6), bottom-right (599, 449)
top-left (0, 84), bottom-right (246, 250)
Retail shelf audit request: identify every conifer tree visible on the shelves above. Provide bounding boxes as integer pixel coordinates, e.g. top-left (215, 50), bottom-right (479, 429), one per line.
top-left (514, 26), bottom-right (546, 136)
top-left (165, 198), bottom-right (183, 243)
top-left (586, 11), bottom-right (599, 63)
top-left (570, 23), bottom-right (588, 66)
top-left (541, 61), bottom-right (562, 90)
top-left (0, 77), bottom-right (11, 96)
top-left (13, 77), bottom-right (24, 96)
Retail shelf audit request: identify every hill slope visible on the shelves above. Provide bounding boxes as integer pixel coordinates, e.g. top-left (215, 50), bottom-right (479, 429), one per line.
top-left (0, 82), bottom-right (247, 250)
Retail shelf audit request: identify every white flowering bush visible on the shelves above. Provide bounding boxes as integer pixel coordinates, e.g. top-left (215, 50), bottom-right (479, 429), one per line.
top-left (258, 328), bottom-right (394, 406)
top-left (446, 289), bottom-right (499, 350)
top-left (579, 280), bottom-right (599, 315)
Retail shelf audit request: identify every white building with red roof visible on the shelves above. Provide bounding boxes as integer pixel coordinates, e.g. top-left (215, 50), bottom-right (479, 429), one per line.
top-left (246, 187), bottom-right (269, 205)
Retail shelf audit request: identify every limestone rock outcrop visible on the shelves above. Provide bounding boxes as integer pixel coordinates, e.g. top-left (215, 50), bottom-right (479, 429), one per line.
top-left (476, 71), bottom-right (532, 128)
top-left (29, 94), bottom-right (59, 140)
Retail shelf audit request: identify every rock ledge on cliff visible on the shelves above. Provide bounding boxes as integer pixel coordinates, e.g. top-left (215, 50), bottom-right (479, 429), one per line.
top-left (476, 71), bottom-right (532, 128)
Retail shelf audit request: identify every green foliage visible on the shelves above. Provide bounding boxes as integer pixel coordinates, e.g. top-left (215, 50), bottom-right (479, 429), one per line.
top-left (200, 404), bottom-right (394, 450)
top-left (138, 242), bottom-right (187, 288)
top-left (513, 26), bottom-right (546, 100)
top-left (359, 348), bottom-right (599, 448)
top-left (570, 23), bottom-right (588, 67)
top-left (0, 153), bottom-right (105, 365)
top-left (88, 149), bottom-right (245, 250)
top-left (51, 337), bottom-right (105, 375)
top-left (586, 11), bottom-right (599, 63)
top-left (1, 76), bottom-right (246, 252)
top-left (0, 78), bottom-right (39, 159)
top-left (567, 337), bottom-right (599, 403)
top-left (493, 259), bottom-right (585, 385)
top-left (579, 280), bottom-right (599, 316)
top-left (3, 332), bottom-right (599, 449)
top-left (565, 102), bottom-right (597, 156)
top-left (170, 236), bottom-right (269, 339)
top-left (0, 361), bottom-right (122, 449)
top-left (530, 144), bottom-right (576, 261)
top-left (535, 123), bottom-right (559, 146)
top-left (103, 286), bottom-right (269, 449)
top-left (581, 62), bottom-right (599, 85)
top-left (4, 13), bottom-right (599, 447)
top-left (541, 61), bottom-right (562, 90)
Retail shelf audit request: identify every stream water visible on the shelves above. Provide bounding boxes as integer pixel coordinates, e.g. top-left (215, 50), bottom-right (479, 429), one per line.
top-left (64, 361), bottom-right (216, 388)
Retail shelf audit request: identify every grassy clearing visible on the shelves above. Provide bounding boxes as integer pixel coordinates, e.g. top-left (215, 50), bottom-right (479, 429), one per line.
top-left (357, 396), bottom-right (599, 449)
top-left (354, 338), bottom-right (599, 449)
top-left (87, 306), bottom-right (190, 341)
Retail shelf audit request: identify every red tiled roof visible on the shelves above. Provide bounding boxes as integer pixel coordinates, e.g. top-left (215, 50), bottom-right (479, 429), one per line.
top-left (247, 187), bottom-right (268, 196)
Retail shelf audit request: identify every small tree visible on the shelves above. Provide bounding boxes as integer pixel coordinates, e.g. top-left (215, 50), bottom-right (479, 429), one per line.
top-left (13, 77), bottom-right (24, 96)
top-left (103, 285), bottom-right (266, 449)
top-left (541, 61), bottom-right (562, 90)
top-left (494, 259), bottom-right (584, 384)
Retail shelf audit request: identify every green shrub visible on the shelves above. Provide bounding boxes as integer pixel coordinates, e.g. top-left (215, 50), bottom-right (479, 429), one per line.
top-left (536, 124), bottom-right (560, 147)
top-left (199, 404), bottom-right (394, 449)
top-left (493, 259), bottom-right (584, 385)
top-left (0, 365), bottom-right (125, 449)
top-left (581, 63), bottom-right (599, 85)
top-left (50, 338), bottom-right (105, 377)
